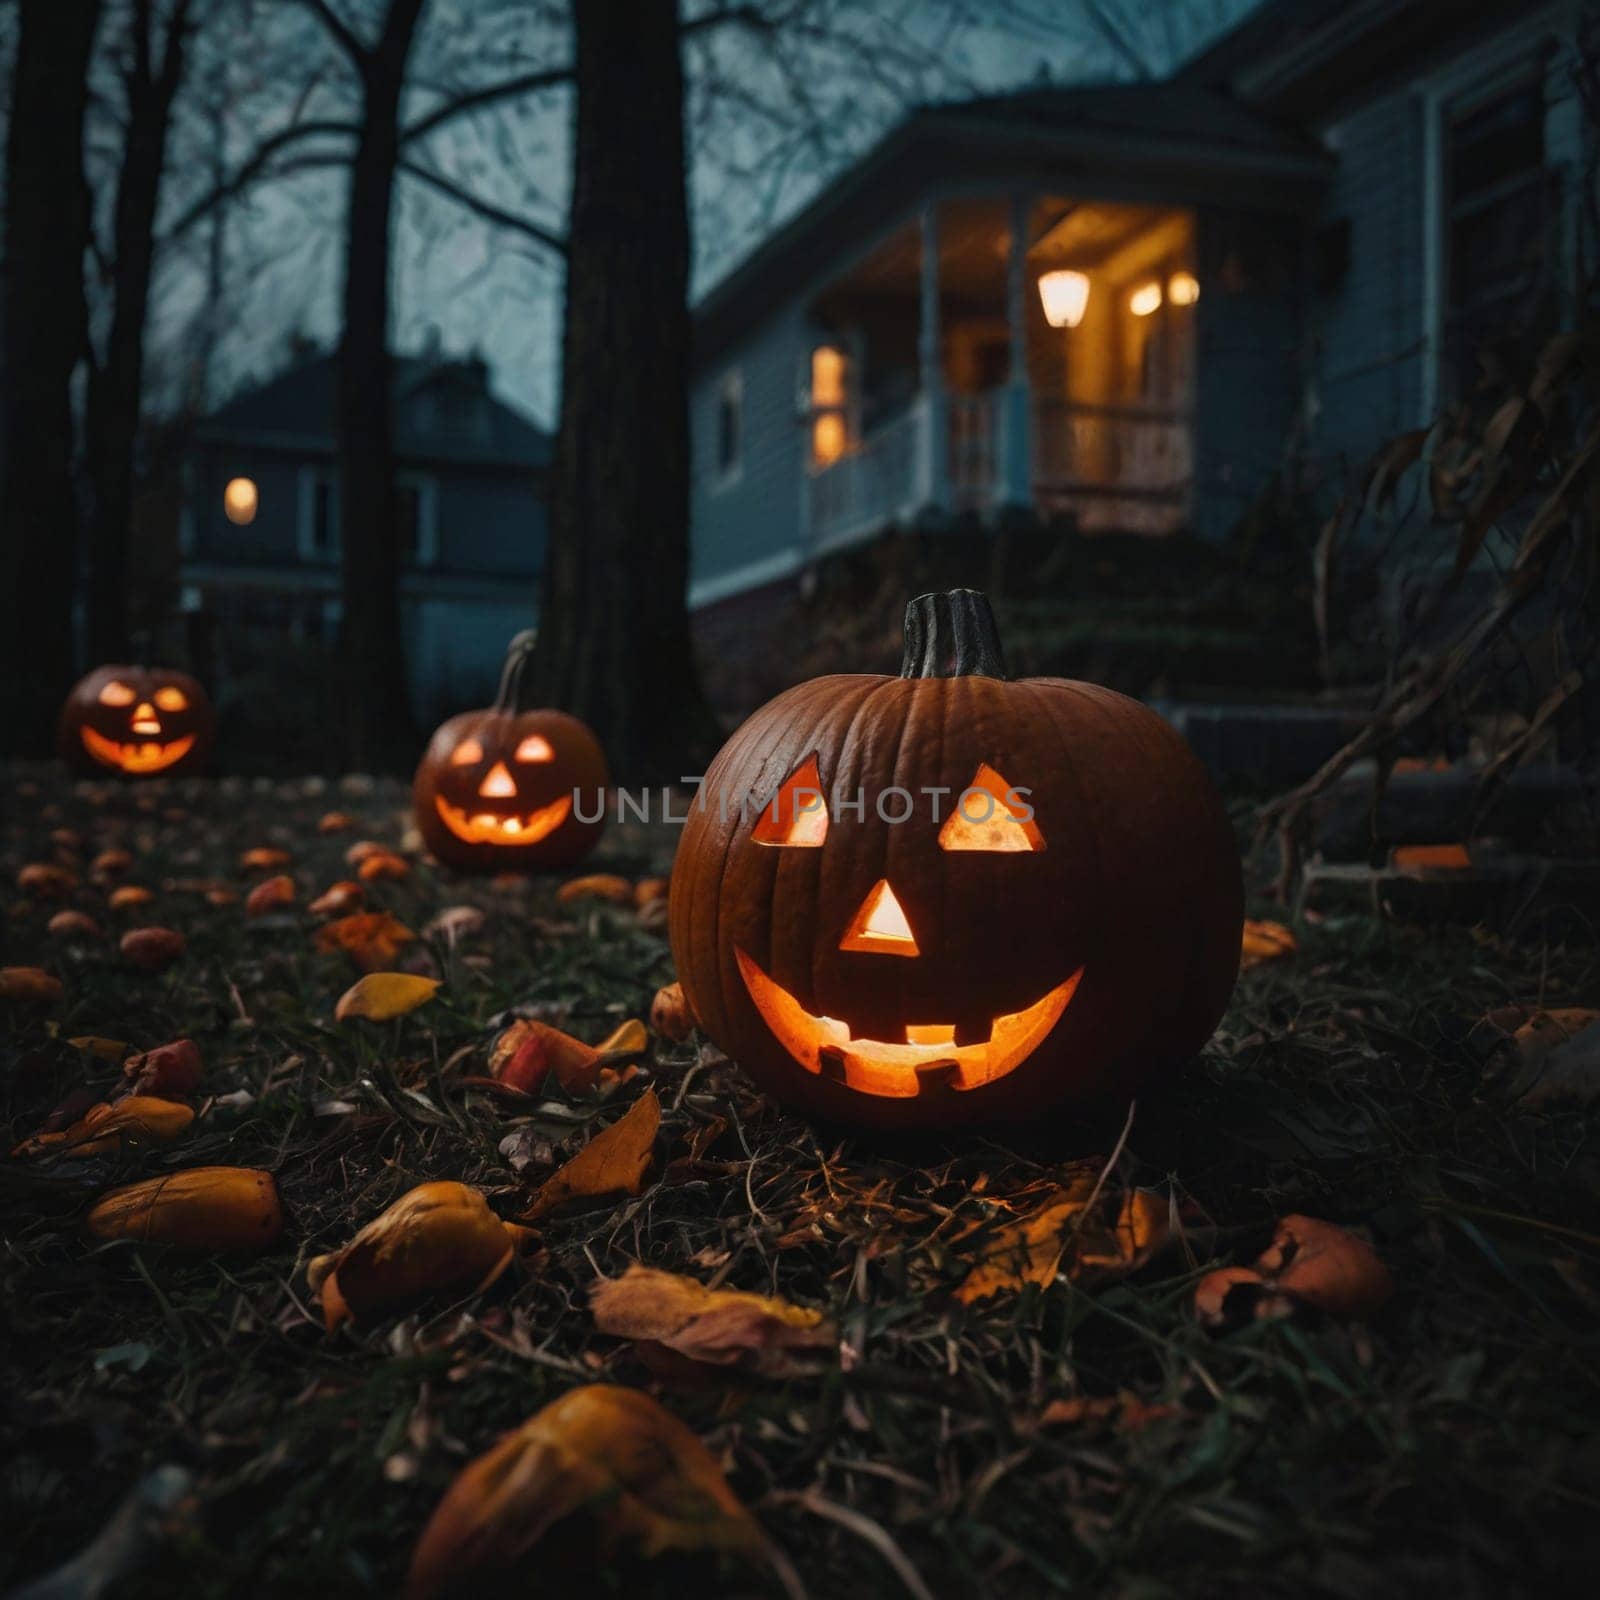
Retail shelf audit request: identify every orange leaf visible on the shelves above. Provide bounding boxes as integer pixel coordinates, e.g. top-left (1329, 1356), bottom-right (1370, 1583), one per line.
top-left (1392, 842), bottom-right (1472, 872)
top-left (307, 1181), bottom-right (528, 1333)
top-left (108, 884), bottom-right (155, 910)
top-left (309, 880), bottom-right (366, 916)
top-left (633, 877), bottom-right (669, 909)
top-left (13, 1095), bottom-right (195, 1160)
top-left (649, 982), bottom-right (695, 1042)
top-left (557, 873), bottom-right (633, 906)
top-left (591, 1265), bottom-right (832, 1369)
top-left (91, 848), bottom-right (134, 875)
top-left (318, 811), bottom-right (356, 833)
top-left (238, 846), bottom-right (292, 872)
top-left (120, 927), bottom-right (185, 971)
top-left (17, 863), bottom-right (77, 898)
top-left (1194, 1213), bottom-right (1392, 1328)
top-left (245, 874), bottom-right (295, 917)
top-left (2, 966), bottom-right (64, 1003)
top-left (1240, 919), bottom-right (1297, 970)
top-left (595, 1017), bottom-right (648, 1059)
top-left (404, 1384), bottom-right (763, 1600)
top-left (315, 910), bottom-right (415, 971)
top-left (489, 1019), bottom-right (599, 1095)
top-left (955, 1180), bottom-right (1168, 1303)
top-left (123, 1038), bottom-right (203, 1098)
top-left (357, 850), bottom-right (410, 882)
top-left (334, 972), bottom-right (439, 1022)
top-left (522, 1089), bottom-right (659, 1219)
top-left (47, 909), bottom-right (100, 939)
top-left (86, 1166), bottom-right (283, 1252)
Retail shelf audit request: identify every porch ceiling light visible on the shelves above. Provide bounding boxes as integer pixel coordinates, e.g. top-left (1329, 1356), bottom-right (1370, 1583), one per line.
top-left (1038, 269), bottom-right (1090, 329)
top-left (1168, 271), bottom-right (1200, 306)
top-left (223, 476), bottom-right (259, 526)
top-left (1129, 280), bottom-right (1163, 317)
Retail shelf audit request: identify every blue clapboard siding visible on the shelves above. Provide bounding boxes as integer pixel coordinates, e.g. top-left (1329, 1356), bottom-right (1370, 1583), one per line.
top-left (689, 302), bottom-right (808, 606)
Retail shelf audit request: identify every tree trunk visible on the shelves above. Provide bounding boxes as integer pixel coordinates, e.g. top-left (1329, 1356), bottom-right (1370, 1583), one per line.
top-left (335, 0), bottom-right (425, 772)
top-left (85, 0), bottom-right (191, 665)
top-left (531, 0), bottom-right (718, 785)
top-left (0, 0), bottom-right (102, 755)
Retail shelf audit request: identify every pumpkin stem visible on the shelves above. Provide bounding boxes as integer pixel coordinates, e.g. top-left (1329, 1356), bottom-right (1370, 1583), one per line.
top-left (494, 630), bottom-right (542, 711)
top-left (900, 590), bottom-right (1008, 680)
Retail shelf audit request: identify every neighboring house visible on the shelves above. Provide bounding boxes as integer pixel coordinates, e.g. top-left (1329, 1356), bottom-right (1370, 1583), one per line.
top-left (178, 351), bottom-right (551, 723)
top-left (686, 0), bottom-right (1587, 614)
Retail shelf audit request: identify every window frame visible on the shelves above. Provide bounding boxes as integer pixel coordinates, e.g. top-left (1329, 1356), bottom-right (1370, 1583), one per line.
top-left (712, 367), bottom-right (744, 490)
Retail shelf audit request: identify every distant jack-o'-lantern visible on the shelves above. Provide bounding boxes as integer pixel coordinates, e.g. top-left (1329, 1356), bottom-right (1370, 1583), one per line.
top-left (58, 665), bottom-right (214, 778)
top-left (668, 590), bottom-right (1243, 1131)
top-left (412, 630), bottom-right (608, 872)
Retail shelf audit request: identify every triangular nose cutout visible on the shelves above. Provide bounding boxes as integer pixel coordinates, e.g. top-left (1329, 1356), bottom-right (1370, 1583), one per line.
top-left (839, 879), bottom-right (920, 957)
top-left (478, 761), bottom-right (517, 798)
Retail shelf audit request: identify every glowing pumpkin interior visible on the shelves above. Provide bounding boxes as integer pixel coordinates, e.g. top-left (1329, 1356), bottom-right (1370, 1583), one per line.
top-left (79, 678), bottom-right (197, 773)
top-left (433, 724), bottom-right (570, 845)
top-left (735, 753), bottom-right (1080, 1099)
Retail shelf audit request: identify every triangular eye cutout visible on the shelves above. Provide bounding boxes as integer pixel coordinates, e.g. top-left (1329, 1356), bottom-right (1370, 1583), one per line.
top-left (839, 879), bottom-right (920, 957)
top-left (752, 753), bottom-right (829, 846)
top-left (938, 764), bottom-right (1045, 852)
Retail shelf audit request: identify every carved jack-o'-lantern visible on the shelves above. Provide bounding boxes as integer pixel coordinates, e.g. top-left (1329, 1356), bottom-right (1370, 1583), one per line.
top-left (413, 631), bottom-right (608, 872)
top-left (58, 665), bottom-right (214, 777)
top-left (668, 591), bottom-right (1243, 1131)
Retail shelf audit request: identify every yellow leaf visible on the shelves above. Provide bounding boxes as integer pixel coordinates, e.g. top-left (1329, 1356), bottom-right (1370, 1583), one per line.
top-left (404, 1384), bottom-right (764, 1600)
top-left (307, 1181), bottom-right (529, 1333)
top-left (595, 1017), bottom-right (648, 1059)
top-left (86, 1166), bottom-right (283, 1252)
top-left (955, 1180), bottom-right (1169, 1304)
top-left (522, 1089), bottom-right (659, 1219)
top-left (335, 972), bottom-right (440, 1022)
top-left (68, 1035), bottom-right (131, 1063)
top-left (1240, 919), bottom-right (1296, 970)
top-left (13, 1096), bottom-right (195, 1160)
top-left (591, 1265), bottom-right (833, 1369)
top-left (1195, 1213), bottom-right (1392, 1328)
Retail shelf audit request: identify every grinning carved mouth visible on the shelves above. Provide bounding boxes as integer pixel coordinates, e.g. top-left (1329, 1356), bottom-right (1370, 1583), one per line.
top-left (434, 793), bottom-right (572, 847)
top-left (80, 726), bottom-right (195, 774)
top-left (735, 948), bottom-right (1083, 1099)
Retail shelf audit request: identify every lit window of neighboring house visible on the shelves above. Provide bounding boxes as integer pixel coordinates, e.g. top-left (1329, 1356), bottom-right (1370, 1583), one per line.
top-left (1443, 71), bottom-right (1558, 399)
top-left (809, 345), bottom-right (851, 468)
top-left (714, 368), bottom-right (742, 486)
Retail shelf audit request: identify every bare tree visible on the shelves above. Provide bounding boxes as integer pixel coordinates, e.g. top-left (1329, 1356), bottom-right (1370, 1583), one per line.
top-left (0, 0), bottom-right (103, 755)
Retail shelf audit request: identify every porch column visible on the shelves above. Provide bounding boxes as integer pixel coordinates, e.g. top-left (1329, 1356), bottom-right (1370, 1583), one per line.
top-left (917, 198), bottom-right (950, 513)
top-left (1002, 189), bottom-right (1033, 510)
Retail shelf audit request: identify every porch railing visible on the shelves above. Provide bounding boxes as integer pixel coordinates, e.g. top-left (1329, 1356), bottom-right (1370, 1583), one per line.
top-left (1032, 398), bottom-right (1191, 499)
top-left (807, 404), bottom-right (921, 551)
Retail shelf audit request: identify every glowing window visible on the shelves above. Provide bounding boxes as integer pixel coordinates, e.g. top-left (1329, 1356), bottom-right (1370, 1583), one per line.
top-left (812, 412), bottom-right (847, 467)
top-left (811, 346), bottom-right (847, 407)
top-left (752, 754), bottom-right (828, 846)
top-left (223, 477), bottom-right (259, 526)
top-left (938, 764), bottom-right (1045, 852)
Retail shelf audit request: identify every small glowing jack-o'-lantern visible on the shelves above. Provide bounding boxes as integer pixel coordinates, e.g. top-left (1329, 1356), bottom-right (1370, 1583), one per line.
top-left (412, 631), bottom-right (609, 872)
top-left (668, 591), bottom-right (1243, 1131)
top-left (58, 665), bottom-right (214, 778)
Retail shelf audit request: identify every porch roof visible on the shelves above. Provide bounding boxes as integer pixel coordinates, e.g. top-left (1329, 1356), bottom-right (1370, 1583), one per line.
top-left (692, 80), bottom-right (1331, 370)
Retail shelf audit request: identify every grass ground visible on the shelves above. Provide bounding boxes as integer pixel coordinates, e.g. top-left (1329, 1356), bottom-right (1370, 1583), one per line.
top-left (3, 766), bottom-right (1598, 1598)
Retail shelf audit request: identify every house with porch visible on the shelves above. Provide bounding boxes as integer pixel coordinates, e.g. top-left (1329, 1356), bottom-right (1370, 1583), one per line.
top-left (686, 0), bottom-right (1586, 620)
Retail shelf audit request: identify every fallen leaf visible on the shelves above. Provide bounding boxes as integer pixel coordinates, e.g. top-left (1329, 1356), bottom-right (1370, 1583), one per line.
top-left (108, 884), bottom-right (155, 910)
top-left (1514, 1014), bottom-right (1600, 1106)
top-left (309, 880), bottom-right (366, 916)
top-left (1392, 842), bottom-right (1472, 872)
top-left (335, 972), bottom-right (440, 1022)
top-left (424, 904), bottom-right (485, 942)
top-left (650, 982), bottom-right (695, 1042)
top-left (1, 966), bottom-right (64, 1003)
top-left (557, 873), bottom-right (633, 906)
top-left (120, 927), bottom-right (185, 971)
top-left (490, 1018), bottom-right (600, 1095)
top-left (13, 1096), bottom-right (195, 1159)
top-left (86, 1167), bottom-right (284, 1251)
top-left (316, 910), bottom-right (415, 971)
top-left (596, 1017), bottom-right (648, 1059)
top-left (955, 1180), bottom-right (1169, 1303)
top-left (69, 1035), bottom-right (131, 1062)
top-left (345, 839), bottom-right (387, 866)
top-left (1036, 1392), bottom-right (1177, 1432)
top-left (357, 850), bottom-right (410, 882)
top-left (245, 874), bottom-right (295, 917)
top-left (91, 847), bottom-right (134, 875)
top-left (1194, 1213), bottom-right (1393, 1329)
top-left (634, 877), bottom-right (669, 909)
top-left (307, 1181), bottom-right (530, 1333)
top-left (318, 811), bottom-right (356, 833)
top-left (17, 862), bottom-right (77, 897)
top-left (404, 1384), bottom-right (764, 1600)
top-left (1240, 919), bottom-right (1297, 970)
top-left (47, 909), bottom-right (101, 939)
top-left (591, 1265), bottom-right (833, 1370)
top-left (522, 1089), bottom-right (660, 1219)
top-left (238, 846), bottom-right (291, 872)
top-left (122, 1038), bottom-right (203, 1098)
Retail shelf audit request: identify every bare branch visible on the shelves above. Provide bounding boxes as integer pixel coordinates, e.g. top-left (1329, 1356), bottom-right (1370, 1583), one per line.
top-left (294, 0), bottom-right (369, 69)
top-left (398, 158), bottom-right (566, 255)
